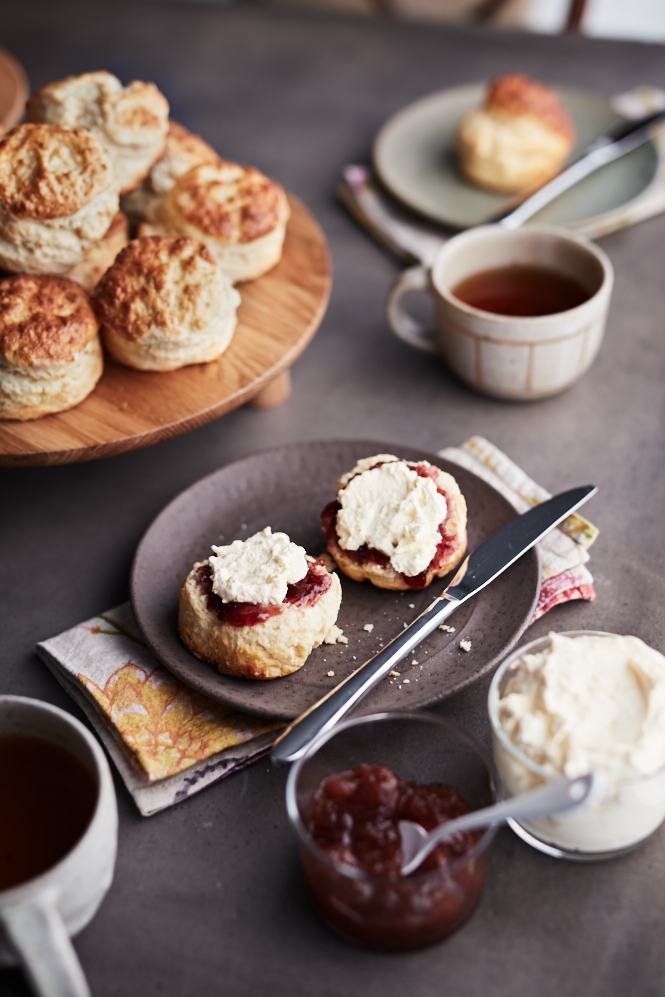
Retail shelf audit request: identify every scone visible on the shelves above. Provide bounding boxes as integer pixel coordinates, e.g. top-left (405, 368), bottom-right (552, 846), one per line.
top-left (456, 74), bottom-right (576, 194)
top-left (178, 527), bottom-right (343, 680)
top-left (64, 210), bottom-right (129, 292)
top-left (0, 123), bottom-right (119, 276)
top-left (27, 71), bottom-right (170, 195)
top-left (94, 235), bottom-right (241, 371)
top-left (139, 160), bottom-right (290, 283)
top-left (121, 120), bottom-right (220, 226)
top-left (321, 455), bottom-right (467, 591)
top-left (0, 275), bottom-right (103, 420)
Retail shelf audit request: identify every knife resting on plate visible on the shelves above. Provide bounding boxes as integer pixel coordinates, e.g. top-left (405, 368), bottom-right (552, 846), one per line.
top-left (271, 484), bottom-right (597, 764)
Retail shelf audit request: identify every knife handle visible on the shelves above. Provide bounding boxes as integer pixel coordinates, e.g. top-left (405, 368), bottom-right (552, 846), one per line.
top-left (270, 595), bottom-right (460, 764)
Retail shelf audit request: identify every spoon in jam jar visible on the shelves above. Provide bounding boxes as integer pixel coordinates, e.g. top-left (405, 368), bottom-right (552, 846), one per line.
top-left (399, 772), bottom-right (600, 876)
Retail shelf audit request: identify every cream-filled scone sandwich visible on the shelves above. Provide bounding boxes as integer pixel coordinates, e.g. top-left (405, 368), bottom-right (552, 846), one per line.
top-left (321, 455), bottom-right (467, 591)
top-left (0, 124), bottom-right (119, 276)
top-left (456, 73), bottom-right (575, 194)
top-left (94, 235), bottom-right (241, 371)
top-left (121, 121), bottom-right (221, 226)
top-left (139, 160), bottom-right (290, 283)
top-left (179, 527), bottom-right (343, 680)
top-left (0, 275), bottom-right (103, 420)
top-left (27, 71), bottom-right (170, 195)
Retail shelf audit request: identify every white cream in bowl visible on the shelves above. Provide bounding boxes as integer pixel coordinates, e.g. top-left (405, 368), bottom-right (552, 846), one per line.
top-left (488, 631), bottom-right (665, 856)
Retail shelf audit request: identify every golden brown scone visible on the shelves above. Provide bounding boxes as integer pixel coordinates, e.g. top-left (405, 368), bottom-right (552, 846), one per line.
top-left (64, 211), bottom-right (129, 293)
top-left (0, 275), bottom-right (103, 420)
top-left (27, 71), bottom-right (169, 195)
top-left (0, 123), bottom-right (119, 276)
top-left (121, 120), bottom-right (221, 226)
top-left (139, 160), bottom-right (290, 283)
top-left (94, 235), bottom-right (240, 371)
top-left (456, 74), bottom-right (576, 194)
top-left (321, 455), bottom-right (467, 591)
top-left (179, 558), bottom-right (343, 680)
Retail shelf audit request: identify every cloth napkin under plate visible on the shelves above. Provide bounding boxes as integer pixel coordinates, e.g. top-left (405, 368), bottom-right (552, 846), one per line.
top-left (339, 86), bottom-right (665, 267)
top-left (36, 438), bottom-right (598, 816)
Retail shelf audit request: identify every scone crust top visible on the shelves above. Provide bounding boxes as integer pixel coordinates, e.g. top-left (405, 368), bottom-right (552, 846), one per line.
top-left (0, 124), bottom-right (114, 220)
top-left (166, 161), bottom-right (290, 244)
top-left (0, 275), bottom-right (100, 368)
top-left (486, 74), bottom-right (575, 142)
top-left (27, 71), bottom-right (169, 151)
top-left (94, 235), bottom-right (222, 342)
top-left (150, 121), bottom-right (221, 193)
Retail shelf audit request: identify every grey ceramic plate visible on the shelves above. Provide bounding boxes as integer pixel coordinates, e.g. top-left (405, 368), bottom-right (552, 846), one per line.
top-left (373, 83), bottom-right (660, 230)
top-left (131, 440), bottom-right (540, 720)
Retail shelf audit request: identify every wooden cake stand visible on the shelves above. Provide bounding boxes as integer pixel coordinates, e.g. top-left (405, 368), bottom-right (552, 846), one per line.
top-left (0, 196), bottom-right (331, 466)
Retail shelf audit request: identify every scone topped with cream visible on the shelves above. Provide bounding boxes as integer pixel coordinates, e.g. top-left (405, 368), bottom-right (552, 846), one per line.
top-left (27, 71), bottom-right (170, 195)
top-left (140, 160), bottom-right (290, 283)
top-left (0, 124), bottom-right (119, 276)
top-left (121, 120), bottom-right (221, 226)
top-left (322, 455), bottom-right (467, 590)
top-left (456, 73), bottom-right (575, 194)
top-left (179, 527), bottom-right (343, 680)
top-left (94, 235), bottom-right (241, 371)
top-left (0, 275), bottom-right (103, 420)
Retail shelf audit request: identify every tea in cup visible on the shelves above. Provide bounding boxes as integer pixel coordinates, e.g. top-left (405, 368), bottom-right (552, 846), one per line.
top-left (0, 696), bottom-right (117, 997)
top-left (386, 224), bottom-right (614, 400)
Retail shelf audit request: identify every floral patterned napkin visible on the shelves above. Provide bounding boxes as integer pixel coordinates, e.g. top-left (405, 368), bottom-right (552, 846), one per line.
top-left (339, 87), bottom-right (665, 266)
top-left (36, 439), bottom-right (598, 816)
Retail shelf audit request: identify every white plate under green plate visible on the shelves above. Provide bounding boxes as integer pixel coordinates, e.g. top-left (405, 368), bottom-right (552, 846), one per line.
top-left (373, 83), bottom-right (660, 230)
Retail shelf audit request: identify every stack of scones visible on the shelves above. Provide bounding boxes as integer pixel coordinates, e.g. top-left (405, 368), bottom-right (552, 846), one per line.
top-left (0, 70), bottom-right (289, 421)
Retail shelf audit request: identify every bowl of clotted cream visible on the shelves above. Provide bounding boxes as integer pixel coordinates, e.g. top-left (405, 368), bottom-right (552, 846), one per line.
top-left (488, 630), bottom-right (665, 860)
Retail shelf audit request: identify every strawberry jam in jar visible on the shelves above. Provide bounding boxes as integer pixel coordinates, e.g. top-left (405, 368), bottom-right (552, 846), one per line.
top-left (285, 713), bottom-right (498, 951)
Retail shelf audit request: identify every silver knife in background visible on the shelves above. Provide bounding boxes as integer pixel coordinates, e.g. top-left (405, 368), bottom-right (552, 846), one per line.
top-left (271, 484), bottom-right (597, 765)
top-left (493, 108), bottom-right (665, 228)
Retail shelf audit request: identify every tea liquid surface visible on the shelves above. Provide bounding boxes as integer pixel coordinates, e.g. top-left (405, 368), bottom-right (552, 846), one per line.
top-left (0, 735), bottom-right (97, 891)
top-left (452, 264), bottom-right (589, 317)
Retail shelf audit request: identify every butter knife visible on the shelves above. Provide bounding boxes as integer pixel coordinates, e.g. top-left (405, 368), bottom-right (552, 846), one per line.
top-left (271, 484), bottom-right (597, 764)
top-left (493, 108), bottom-right (665, 228)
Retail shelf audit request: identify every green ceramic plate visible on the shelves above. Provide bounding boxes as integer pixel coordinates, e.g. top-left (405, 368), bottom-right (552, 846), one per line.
top-left (373, 83), bottom-right (659, 230)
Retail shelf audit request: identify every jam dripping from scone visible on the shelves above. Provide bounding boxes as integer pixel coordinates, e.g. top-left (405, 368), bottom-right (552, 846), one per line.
top-left (309, 763), bottom-right (477, 876)
top-left (195, 560), bottom-right (331, 626)
top-left (321, 461), bottom-right (461, 589)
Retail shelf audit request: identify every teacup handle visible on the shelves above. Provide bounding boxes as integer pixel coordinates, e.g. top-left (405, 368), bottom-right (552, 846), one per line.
top-left (386, 265), bottom-right (438, 354)
top-left (0, 894), bottom-right (90, 997)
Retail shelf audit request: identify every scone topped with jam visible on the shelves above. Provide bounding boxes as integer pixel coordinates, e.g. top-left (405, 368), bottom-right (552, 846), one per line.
top-left (456, 73), bottom-right (575, 194)
top-left (27, 71), bottom-right (170, 195)
top-left (322, 455), bottom-right (467, 590)
top-left (179, 527), bottom-right (342, 680)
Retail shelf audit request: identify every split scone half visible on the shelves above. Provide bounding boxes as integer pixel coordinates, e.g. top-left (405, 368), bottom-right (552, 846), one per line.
top-left (0, 275), bottom-right (103, 420)
top-left (321, 455), bottom-right (467, 591)
top-left (179, 527), bottom-right (343, 680)
top-left (139, 160), bottom-right (290, 283)
top-left (27, 71), bottom-right (170, 196)
top-left (94, 235), bottom-right (241, 371)
top-left (456, 73), bottom-right (575, 194)
top-left (121, 120), bottom-right (221, 227)
top-left (0, 124), bottom-right (119, 276)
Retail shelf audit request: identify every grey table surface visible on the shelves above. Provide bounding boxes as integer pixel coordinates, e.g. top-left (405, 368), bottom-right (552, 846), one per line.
top-left (2, 1), bottom-right (665, 994)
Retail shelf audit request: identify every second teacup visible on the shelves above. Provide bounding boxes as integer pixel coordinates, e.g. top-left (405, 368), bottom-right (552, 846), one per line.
top-left (387, 224), bottom-right (614, 401)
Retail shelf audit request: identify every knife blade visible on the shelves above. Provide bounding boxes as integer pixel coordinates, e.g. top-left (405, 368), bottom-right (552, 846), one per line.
top-left (271, 484), bottom-right (597, 764)
top-left (491, 108), bottom-right (665, 229)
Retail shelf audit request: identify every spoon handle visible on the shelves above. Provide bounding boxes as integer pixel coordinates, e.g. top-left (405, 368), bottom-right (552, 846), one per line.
top-left (400, 774), bottom-right (594, 875)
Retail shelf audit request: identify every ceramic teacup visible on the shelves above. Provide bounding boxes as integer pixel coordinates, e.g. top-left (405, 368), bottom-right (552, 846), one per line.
top-left (0, 696), bottom-right (117, 997)
top-left (386, 224), bottom-right (614, 401)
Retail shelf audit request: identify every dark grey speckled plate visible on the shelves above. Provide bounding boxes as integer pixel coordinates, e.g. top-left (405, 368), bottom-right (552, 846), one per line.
top-left (131, 440), bottom-right (540, 720)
